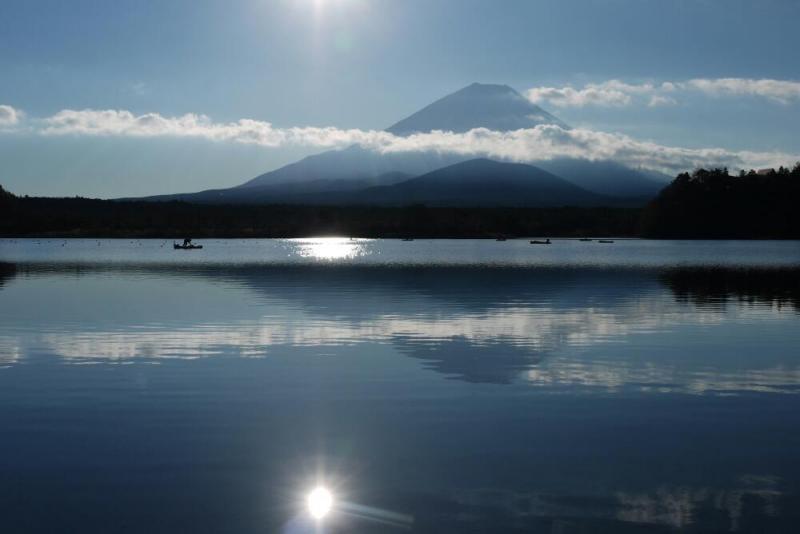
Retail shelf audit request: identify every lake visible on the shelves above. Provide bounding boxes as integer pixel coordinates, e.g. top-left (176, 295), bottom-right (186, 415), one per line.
top-left (1, 238), bottom-right (800, 533)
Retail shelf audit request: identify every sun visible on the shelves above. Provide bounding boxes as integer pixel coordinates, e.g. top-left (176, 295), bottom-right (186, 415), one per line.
top-left (307, 486), bottom-right (333, 519)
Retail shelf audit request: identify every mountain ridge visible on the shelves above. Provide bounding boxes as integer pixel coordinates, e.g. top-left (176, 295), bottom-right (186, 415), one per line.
top-left (315, 158), bottom-right (622, 207)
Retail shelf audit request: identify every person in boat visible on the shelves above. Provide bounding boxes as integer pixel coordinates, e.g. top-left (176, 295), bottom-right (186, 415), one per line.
top-left (182, 238), bottom-right (192, 247)
top-left (545, 238), bottom-right (551, 244)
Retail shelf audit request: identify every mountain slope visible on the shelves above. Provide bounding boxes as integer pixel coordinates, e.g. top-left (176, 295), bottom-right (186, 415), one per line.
top-left (535, 159), bottom-right (671, 197)
top-left (135, 172), bottom-right (413, 204)
top-left (386, 83), bottom-right (568, 135)
top-left (297, 159), bottom-right (623, 207)
top-left (237, 145), bottom-right (464, 189)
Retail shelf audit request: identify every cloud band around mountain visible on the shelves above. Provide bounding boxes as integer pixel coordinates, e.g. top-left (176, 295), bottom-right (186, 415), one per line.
top-left (2, 104), bottom-right (797, 174)
top-left (0, 104), bottom-right (22, 127)
top-left (526, 78), bottom-right (800, 107)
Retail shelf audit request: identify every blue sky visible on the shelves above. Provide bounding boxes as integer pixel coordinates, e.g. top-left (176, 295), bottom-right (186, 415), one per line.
top-left (1, 0), bottom-right (799, 197)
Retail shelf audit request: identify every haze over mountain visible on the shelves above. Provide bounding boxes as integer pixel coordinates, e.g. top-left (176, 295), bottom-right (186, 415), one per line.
top-left (135, 83), bottom-right (669, 205)
top-left (535, 159), bottom-right (669, 197)
top-left (297, 159), bottom-right (620, 207)
top-left (237, 146), bottom-right (463, 189)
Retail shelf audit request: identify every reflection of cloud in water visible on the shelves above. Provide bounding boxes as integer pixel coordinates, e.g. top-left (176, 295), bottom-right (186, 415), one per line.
top-left (2, 264), bottom-right (800, 393)
top-left (526, 361), bottom-right (800, 395)
top-left (615, 478), bottom-right (782, 531)
top-left (446, 476), bottom-right (784, 533)
top-left (0, 336), bottom-right (21, 366)
top-left (20, 297), bottom-right (707, 363)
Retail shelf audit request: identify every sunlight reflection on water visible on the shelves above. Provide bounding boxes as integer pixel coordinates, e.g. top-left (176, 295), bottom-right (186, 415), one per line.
top-left (286, 237), bottom-right (373, 261)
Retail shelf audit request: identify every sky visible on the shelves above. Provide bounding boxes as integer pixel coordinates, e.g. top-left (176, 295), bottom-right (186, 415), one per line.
top-left (1, 0), bottom-right (799, 198)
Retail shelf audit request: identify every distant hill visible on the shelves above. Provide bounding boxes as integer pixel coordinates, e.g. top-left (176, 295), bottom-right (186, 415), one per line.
top-left (137, 159), bottom-right (651, 207)
top-left (136, 172), bottom-right (413, 204)
top-left (236, 146), bottom-right (463, 189)
top-left (535, 158), bottom-right (670, 197)
top-left (295, 159), bottom-right (626, 207)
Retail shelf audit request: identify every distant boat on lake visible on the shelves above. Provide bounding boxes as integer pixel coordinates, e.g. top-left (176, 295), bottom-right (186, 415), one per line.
top-left (530, 239), bottom-right (551, 245)
top-left (598, 239), bottom-right (615, 243)
top-left (173, 242), bottom-right (203, 250)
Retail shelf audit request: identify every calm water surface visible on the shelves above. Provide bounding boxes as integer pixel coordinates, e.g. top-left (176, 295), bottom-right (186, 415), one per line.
top-left (1, 238), bottom-right (799, 533)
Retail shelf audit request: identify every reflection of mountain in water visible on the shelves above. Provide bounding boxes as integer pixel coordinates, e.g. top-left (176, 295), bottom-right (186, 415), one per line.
top-left (3, 263), bottom-right (800, 388)
top-left (392, 335), bottom-right (546, 384)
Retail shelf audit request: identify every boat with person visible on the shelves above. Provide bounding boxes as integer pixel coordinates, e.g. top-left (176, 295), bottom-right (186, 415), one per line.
top-left (174, 237), bottom-right (203, 250)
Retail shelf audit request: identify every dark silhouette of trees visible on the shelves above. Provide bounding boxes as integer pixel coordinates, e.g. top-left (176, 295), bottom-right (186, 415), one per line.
top-left (0, 186), bottom-right (640, 238)
top-left (641, 164), bottom-right (800, 238)
top-left (0, 185), bottom-right (14, 203)
top-left (4, 162), bottom-right (798, 239)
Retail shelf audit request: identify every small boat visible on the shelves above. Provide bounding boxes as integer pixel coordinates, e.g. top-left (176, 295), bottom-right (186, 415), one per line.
top-left (598, 239), bottom-right (614, 244)
top-left (402, 238), bottom-right (414, 242)
top-left (530, 239), bottom-right (551, 245)
top-left (173, 243), bottom-right (203, 250)
top-left (579, 238), bottom-right (593, 242)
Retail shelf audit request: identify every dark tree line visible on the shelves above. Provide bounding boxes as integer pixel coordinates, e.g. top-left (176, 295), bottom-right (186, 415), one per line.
top-left (0, 185), bottom-right (14, 202)
top-left (0, 191), bottom-right (640, 238)
top-left (641, 164), bottom-right (800, 238)
top-left (2, 164), bottom-right (799, 238)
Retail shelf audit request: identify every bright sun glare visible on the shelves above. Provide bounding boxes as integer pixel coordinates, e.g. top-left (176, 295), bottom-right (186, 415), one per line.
top-left (292, 237), bottom-right (364, 260)
top-left (308, 487), bottom-right (333, 519)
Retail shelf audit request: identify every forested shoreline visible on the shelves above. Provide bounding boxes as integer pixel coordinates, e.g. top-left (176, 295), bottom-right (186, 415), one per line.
top-left (1, 164), bottom-right (798, 239)
top-left (641, 164), bottom-right (800, 238)
top-left (0, 191), bottom-right (640, 238)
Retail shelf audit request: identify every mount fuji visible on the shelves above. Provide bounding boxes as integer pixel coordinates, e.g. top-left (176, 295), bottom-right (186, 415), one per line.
top-left (135, 83), bottom-right (668, 205)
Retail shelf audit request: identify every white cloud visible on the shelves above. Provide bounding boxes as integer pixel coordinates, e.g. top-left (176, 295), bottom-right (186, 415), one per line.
top-left (0, 104), bottom-right (22, 127)
top-left (648, 95), bottom-right (677, 107)
top-left (40, 108), bottom-right (395, 148)
top-left (527, 78), bottom-right (800, 107)
top-left (30, 107), bottom-right (800, 174)
top-left (526, 80), bottom-right (648, 108)
top-left (378, 126), bottom-right (796, 173)
top-left (684, 78), bottom-right (800, 104)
